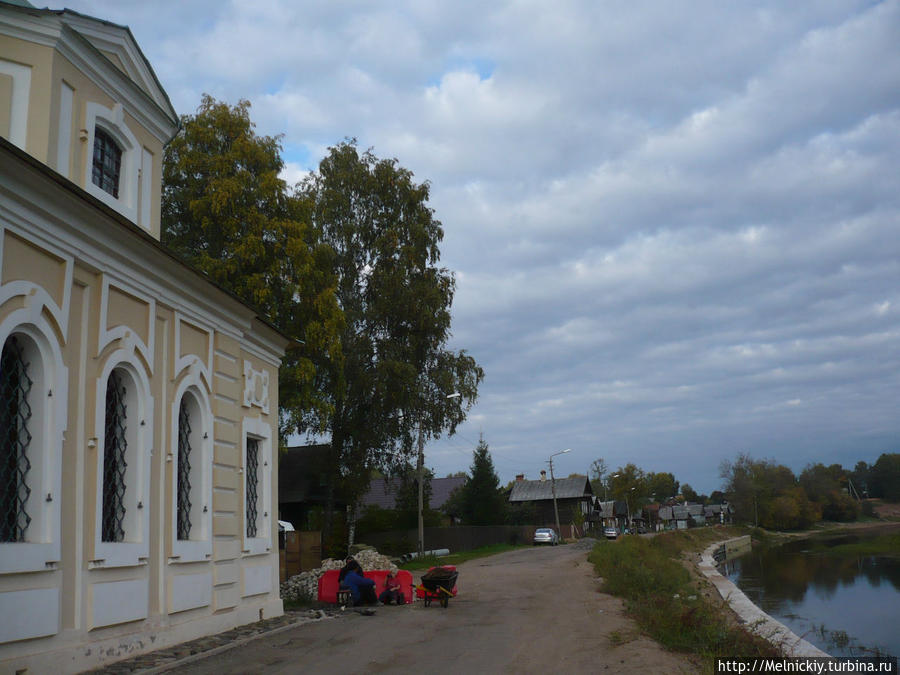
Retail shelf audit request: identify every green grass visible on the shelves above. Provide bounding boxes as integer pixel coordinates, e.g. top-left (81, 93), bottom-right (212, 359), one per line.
top-left (589, 529), bottom-right (781, 668)
top-left (805, 532), bottom-right (900, 557)
top-left (399, 543), bottom-right (529, 570)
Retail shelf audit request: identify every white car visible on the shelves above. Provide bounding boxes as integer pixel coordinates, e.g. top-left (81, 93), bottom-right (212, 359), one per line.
top-left (533, 528), bottom-right (560, 545)
top-left (603, 526), bottom-right (618, 540)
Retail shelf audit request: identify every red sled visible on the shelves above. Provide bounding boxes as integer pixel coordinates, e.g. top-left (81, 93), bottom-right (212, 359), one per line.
top-left (415, 565), bottom-right (458, 608)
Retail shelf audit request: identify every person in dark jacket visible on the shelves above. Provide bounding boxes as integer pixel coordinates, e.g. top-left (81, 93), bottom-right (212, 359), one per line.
top-left (339, 557), bottom-right (376, 606)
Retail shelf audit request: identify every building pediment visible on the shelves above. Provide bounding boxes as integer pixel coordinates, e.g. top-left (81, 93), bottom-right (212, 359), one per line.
top-left (0, 3), bottom-right (178, 142)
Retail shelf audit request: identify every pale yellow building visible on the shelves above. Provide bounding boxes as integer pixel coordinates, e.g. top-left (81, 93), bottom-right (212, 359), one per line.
top-left (0, 2), bottom-right (287, 671)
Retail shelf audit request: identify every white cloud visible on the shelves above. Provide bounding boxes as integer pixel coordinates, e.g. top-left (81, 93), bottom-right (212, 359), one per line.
top-left (59, 0), bottom-right (900, 491)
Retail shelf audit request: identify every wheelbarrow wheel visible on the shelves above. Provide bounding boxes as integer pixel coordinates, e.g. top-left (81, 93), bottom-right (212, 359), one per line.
top-left (424, 597), bottom-right (431, 607)
top-left (440, 596), bottom-right (448, 608)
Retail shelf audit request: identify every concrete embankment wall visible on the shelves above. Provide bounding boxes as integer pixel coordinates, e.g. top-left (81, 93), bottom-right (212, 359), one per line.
top-left (699, 537), bottom-right (829, 657)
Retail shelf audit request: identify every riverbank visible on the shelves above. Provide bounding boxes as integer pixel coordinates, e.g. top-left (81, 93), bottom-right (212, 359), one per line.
top-left (589, 528), bottom-right (782, 669)
top-left (698, 538), bottom-right (828, 657)
top-left (700, 520), bottom-right (900, 659)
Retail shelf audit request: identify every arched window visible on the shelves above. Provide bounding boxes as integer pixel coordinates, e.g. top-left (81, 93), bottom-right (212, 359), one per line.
top-left (176, 392), bottom-right (204, 541)
top-left (101, 369), bottom-right (127, 542)
top-left (97, 364), bottom-right (146, 560)
top-left (0, 335), bottom-right (33, 543)
top-left (170, 380), bottom-right (211, 563)
top-left (92, 127), bottom-right (122, 199)
top-left (0, 322), bottom-right (65, 574)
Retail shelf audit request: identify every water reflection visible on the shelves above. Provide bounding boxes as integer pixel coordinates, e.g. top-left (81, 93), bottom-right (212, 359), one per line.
top-left (724, 534), bottom-right (900, 658)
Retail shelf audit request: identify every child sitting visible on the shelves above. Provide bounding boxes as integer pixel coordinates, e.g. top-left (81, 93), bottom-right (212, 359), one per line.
top-left (378, 571), bottom-right (405, 605)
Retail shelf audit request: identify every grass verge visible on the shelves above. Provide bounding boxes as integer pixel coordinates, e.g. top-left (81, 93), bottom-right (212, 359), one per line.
top-left (399, 543), bottom-right (529, 570)
top-left (589, 528), bottom-right (781, 668)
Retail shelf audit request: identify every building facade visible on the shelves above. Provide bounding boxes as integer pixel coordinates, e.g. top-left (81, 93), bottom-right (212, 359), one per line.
top-left (0, 2), bottom-right (287, 671)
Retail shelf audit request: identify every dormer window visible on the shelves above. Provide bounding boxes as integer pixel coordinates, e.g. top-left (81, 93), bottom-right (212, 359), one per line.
top-left (92, 128), bottom-right (122, 198)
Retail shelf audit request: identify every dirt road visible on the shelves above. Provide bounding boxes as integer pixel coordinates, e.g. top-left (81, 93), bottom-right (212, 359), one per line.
top-left (170, 541), bottom-right (697, 674)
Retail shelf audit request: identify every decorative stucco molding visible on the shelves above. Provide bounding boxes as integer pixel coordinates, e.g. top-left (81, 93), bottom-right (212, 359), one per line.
top-left (242, 360), bottom-right (269, 415)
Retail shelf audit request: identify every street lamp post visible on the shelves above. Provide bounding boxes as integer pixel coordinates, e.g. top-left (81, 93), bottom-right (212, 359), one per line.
top-left (611, 473), bottom-right (620, 531)
top-left (548, 449), bottom-right (571, 540)
top-left (418, 392), bottom-right (460, 557)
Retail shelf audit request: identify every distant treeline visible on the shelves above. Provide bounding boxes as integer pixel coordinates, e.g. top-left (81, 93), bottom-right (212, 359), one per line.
top-left (720, 452), bottom-right (900, 530)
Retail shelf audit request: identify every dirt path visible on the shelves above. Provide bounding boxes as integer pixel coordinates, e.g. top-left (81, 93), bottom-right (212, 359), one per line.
top-left (168, 541), bottom-right (698, 674)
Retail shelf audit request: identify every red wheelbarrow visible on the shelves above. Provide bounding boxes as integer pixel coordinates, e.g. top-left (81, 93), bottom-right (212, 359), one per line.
top-left (415, 565), bottom-right (458, 608)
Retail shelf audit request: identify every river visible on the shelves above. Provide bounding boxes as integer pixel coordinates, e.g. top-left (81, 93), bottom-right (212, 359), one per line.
top-left (721, 528), bottom-right (900, 658)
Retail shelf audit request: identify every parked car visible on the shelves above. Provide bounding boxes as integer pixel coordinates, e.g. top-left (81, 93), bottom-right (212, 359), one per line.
top-left (603, 526), bottom-right (618, 540)
top-left (533, 528), bottom-right (560, 545)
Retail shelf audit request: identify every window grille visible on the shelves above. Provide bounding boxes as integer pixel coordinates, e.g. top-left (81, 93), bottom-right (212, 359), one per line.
top-left (102, 371), bottom-right (128, 542)
top-left (0, 337), bottom-right (33, 543)
top-left (245, 438), bottom-right (259, 538)
top-left (92, 128), bottom-right (122, 198)
top-left (176, 398), bottom-right (192, 540)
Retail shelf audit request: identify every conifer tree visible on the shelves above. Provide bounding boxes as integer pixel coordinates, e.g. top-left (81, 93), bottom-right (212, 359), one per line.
top-left (462, 437), bottom-right (506, 525)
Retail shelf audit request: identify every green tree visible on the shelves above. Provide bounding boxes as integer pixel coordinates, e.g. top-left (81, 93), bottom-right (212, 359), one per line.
top-left (647, 472), bottom-right (679, 502)
top-left (460, 437), bottom-right (506, 525)
top-left (870, 453), bottom-right (900, 502)
top-left (161, 95), bottom-right (343, 441)
top-left (720, 453), bottom-right (799, 527)
top-left (680, 483), bottom-right (700, 503)
top-left (607, 463), bottom-right (649, 506)
top-left (299, 141), bottom-right (484, 548)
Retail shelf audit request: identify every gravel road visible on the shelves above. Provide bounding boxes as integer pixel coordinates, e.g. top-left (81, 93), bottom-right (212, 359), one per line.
top-left (168, 541), bottom-right (697, 674)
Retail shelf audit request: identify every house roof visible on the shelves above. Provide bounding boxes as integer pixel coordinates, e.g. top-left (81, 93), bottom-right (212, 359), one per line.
top-left (508, 475), bottom-right (593, 502)
top-left (358, 476), bottom-right (466, 512)
top-left (597, 500), bottom-right (615, 518)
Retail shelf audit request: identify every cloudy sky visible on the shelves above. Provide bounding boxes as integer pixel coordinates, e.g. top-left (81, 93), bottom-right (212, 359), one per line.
top-left (65, 0), bottom-right (900, 492)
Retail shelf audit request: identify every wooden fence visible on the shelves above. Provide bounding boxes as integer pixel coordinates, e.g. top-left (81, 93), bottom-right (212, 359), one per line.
top-left (279, 531), bottom-right (322, 582)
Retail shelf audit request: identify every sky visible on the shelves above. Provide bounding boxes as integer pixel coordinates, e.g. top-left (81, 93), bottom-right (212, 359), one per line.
top-left (62, 0), bottom-right (900, 493)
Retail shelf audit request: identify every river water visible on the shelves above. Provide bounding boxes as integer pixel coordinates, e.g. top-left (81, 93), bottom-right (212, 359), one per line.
top-left (721, 531), bottom-right (900, 658)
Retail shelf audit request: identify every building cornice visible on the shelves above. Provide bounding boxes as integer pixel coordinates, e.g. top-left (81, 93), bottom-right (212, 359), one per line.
top-left (0, 137), bottom-right (290, 358)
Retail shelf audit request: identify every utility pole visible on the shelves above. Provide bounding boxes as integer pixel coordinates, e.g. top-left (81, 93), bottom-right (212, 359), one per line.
top-left (548, 449), bottom-right (571, 539)
top-left (417, 424), bottom-right (425, 558)
top-left (417, 392), bottom-right (460, 558)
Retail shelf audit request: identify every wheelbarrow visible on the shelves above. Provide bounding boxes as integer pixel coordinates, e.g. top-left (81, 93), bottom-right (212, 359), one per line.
top-left (415, 565), bottom-right (458, 608)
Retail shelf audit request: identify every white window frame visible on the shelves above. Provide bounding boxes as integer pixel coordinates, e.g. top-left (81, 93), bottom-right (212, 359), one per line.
top-left (169, 376), bottom-right (212, 563)
top-left (241, 417), bottom-right (272, 556)
top-left (0, 59), bottom-right (31, 150)
top-left (83, 102), bottom-right (140, 224)
top-left (0, 315), bottom-right (66, 575)
top-left (93, 352), bottom-right (152, 568)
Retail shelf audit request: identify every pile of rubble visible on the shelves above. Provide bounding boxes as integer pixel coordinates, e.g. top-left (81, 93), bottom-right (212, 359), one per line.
top-left (280, 547), bottom-right (399, 602)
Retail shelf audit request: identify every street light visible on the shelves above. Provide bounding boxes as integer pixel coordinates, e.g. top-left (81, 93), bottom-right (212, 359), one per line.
top-left (548, 448), bottom-right (571, 540)
top-left (418, 392), bottom-right (461, 557)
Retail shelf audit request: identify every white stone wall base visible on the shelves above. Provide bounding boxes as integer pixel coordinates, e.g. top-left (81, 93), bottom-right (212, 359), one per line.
top-left (0, 597), bottom-right (284, 674)
top-left (699, 537), bottom-right (829, 657)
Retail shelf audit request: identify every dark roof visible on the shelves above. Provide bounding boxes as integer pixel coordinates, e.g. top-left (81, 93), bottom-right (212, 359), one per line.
top-left (508, 475), bottom-right (593, 502)
top-left (358, 476), bottom-right (466, 511)
top-left (278, 444), bottom-right (333, 504)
